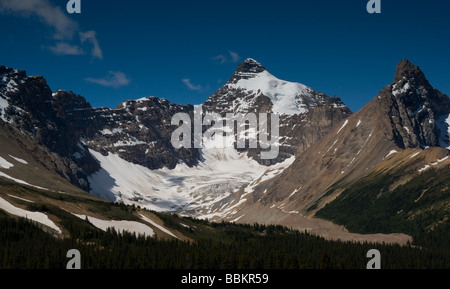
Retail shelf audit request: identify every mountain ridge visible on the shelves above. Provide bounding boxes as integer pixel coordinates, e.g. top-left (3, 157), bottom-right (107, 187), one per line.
top-left (1, 59), bottom-right (449, 246)
top-left (221, 59), bottom-right (450, 236)
top-left (0, 59), bottom-right (352, 218)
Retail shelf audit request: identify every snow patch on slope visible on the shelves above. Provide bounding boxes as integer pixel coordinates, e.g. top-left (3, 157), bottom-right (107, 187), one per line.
top-left (139, 214), bottom-right (179, 239)
top-left (437, 114), bottom-right (450, 149)
top-left (0, 171), bottom-right (48, 191)
top-left (337, 119), bottom-right (348, 134)
top-left (7, 194), bottom-right (34, 203)
top-left (0, 96), bottom-right (10, 123)
top-left (392, 82), bottom-right (411, 97)
top-left (101, 128), bottom-right (123, 135)
top-left (0, 156), bottom-right (14, 169)
top-left (0, 196), bottom-right (61, 233)
top-left (418, 156), bottom-right (449, 172)
top-left (8, 155), bottom-right (28, 165)
top-left (74, 214), bottom-right (154, 237)
top-left (385, 150), bottom-right (398, 158)
top-left (410, 152), bottom-right (421, 159)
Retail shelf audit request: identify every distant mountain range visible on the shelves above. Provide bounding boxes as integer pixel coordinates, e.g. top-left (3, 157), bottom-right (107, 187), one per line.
top-left (0, 59), bottom-right (449, 245)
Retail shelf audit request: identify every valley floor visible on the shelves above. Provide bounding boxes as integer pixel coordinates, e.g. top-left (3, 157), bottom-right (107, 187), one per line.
top-left (235, 204), bottom-right (412, 246)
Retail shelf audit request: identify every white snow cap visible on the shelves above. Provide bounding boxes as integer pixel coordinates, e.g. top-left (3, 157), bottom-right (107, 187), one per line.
top-left (236, 58), bottom-right (265, 72)
top-left (227, 59), bottom-right (312, 115)
top-left (243, 58), bottom-right (262, 65)
top-left (225, 58), bottom-right (345, 116)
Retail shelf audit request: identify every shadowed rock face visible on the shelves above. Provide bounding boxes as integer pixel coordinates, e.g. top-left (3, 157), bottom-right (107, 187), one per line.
top-left (0, 66), bottom-right (96, 190)
top-left (0, 67), bottom-right (200, 191)
top-left (394, 59), bottom-right (427, 83)
top-left (233, 58), bottom-right (267, 77)
top-left (383, 59), bottom-right (450, 149)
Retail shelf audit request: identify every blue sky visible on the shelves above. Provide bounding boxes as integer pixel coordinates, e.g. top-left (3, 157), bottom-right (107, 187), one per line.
top-left (0, 0), bottom-right (449, 112)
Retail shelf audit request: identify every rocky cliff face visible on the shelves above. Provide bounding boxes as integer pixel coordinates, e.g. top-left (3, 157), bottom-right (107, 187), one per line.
top-left (0, 66), bottom-right (200, 191)
top-left (76, 96), bottom-right (200, 170)
top-left (0, 66), bottom-right (94, 190)
top-left (381, 59), bottom-right (450, 149)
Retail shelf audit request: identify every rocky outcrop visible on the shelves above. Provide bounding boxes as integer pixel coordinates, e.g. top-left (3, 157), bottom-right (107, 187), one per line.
top-left (77, 97), bottom-right (200, 170)
top-left (381, 59), bottom-right (450, 149)
top-left (0, 66), bottom-right (92, 190)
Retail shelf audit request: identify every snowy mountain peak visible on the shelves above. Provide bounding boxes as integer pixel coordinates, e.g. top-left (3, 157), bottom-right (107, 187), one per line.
top-left (235, 58), bottom-right (266, 74)
top-left (135, 96), bottom-right (155, 102)
top-left (227, 69), bottom-right (312, 115)
top-left (226, 59), bottom-right (266, 85)
top-left (202, 59), bottom-right (351, 166)
top-left (221, 59), bottom-right (349, 115)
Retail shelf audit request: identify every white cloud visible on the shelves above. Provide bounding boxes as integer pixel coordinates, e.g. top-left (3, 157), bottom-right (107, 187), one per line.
top-left (182, 79), bottom-right (203, 91)
top-left (0, 0), bottom-right (102, 60)
top-left (80, 31), bottom-right (103, 60)
top-left (85, 71), bottom-right (130, 89)
top-left (49, 42), bottom-right (84, 56)
top-left (212, 54), bottom-right (227, 64)
top-left (212, 51), bottom-right (240, 64)
top-left (228, 50), bottom-right (240, 63)
top-left (0, 0), bottom-right (77, 39)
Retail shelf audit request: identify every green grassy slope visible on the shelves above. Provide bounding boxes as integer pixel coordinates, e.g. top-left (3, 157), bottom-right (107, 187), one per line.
top-left (316, 164), bottom-right (450, 248)
top-left (1, 179), bottom-right (450, 269)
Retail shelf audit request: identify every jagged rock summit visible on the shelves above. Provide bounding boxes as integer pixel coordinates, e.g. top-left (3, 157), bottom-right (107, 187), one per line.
top-left (381, 59), bottom-right (450, 149)
top-left (233, 58), bottom-right (266, 76)
top-left (394, 59), bottom-right (427, 83)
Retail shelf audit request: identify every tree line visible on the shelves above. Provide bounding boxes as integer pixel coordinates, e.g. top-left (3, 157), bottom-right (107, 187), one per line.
top-left (1, 212), bottom-right (450, 269)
